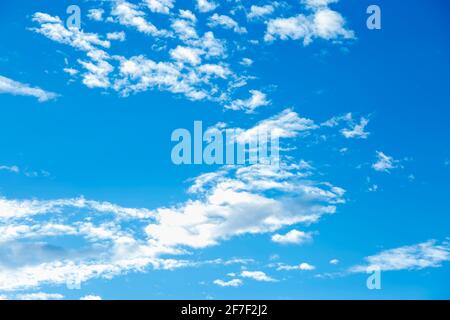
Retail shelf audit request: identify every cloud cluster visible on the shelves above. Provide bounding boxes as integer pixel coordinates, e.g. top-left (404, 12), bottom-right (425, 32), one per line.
top-left (208, 14), bottom-right (247, 34)
top-left (28, 0), bottom-right (355, 111)
top-left (264, 2), bottom-right (354, 45)
top-left (0, 107), bottom-right (348, 291)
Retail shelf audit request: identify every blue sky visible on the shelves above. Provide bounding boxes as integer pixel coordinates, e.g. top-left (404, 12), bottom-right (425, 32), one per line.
top-left (0, 0), bottom-right (449, 300)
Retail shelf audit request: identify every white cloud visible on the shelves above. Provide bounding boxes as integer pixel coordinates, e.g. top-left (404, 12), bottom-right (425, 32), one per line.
top-left (0, 109), bottom-right (347, 291)
top-left (116, 55), bottom-right (211, 101)
top-left (179, 9), bottom-right (197, 23)
top-left (0, 196), bottom-right (153, 220)
top-left (0, 116), bottom-right (342, 291)
top-left (171, 17), bottom-right (198, 41)
top-left (198, 64), bottom-right (231, 79)
top-left (147, 158), bottom-right (341, 251)
top-left (247, 5), bottom-right (275, 20)
top-left (299, 262), bottom-right (315, 270)
top-left (80, 295), bottom-right (102, 300)
top-left (276, 262), bottom-right (315, 271)
top-left (31, 12), bottom-right (111, 52)
top-left (271, 229), bottom-right (312, 245)
top-left (111, 1), bottom-right (170, 37)
top-left (33, 11), bottom-right (231, 102)
top-left (0, 165), bottom-right (20, 173)
top-left (265, 9), bottom-right (354, 45)
top-left (240, 58), bottom-right (253, 66)
top-left (170, 45), bottom-right (203, 65)
top-left (236, 108), bottom-right (319, 143)
top-left (213, 279), bottom-right (243, 287)
top-left (87, 9), bottom-right (104, 21)
top-left (240, 271), bottom-right (276, 282)
top-left (16, 292), bottom-right (64, 300)
top-left (350, 240), bottom-right (450, 272)
top-left (107, 31), bottom-right (126, 42)
top-left (372, 151), bottom-right (399, 173)
top-left (144, 0), bottom-right (175, 15)
top-left (226, 90), bottom-right (270, 112)
top-left (31, 12), bottom-right (113, 89)
top-left (77, 59), bottom-right (113, 88)
top-left (208, 14), bottom-right (247, 34)
top-left (341, 117), bottom-right (370, 139)
top-left (144, 109), bottom-right (343, 251)
top-left (196, 0), bottom-right (218, 13)
top-left (30, 10), bottom-right (259, 109)
top-left (63, 68), bottom-right (79, 76)
top-left (321, 113), bottom-right (369, 139)
top-left (0, 75), bottom-right (58, 102)
top-left (329, 259), bottom-right (339, 265)
top-left (303, 0), bottom-right (339, 9)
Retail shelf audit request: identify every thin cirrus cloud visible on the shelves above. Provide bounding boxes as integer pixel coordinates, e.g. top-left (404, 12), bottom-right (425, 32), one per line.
top-left (240, 271), bottom-right (277, 282)
top-left (349, 240), bottom-right (450, 273)
top-left (372, 151), bottom-right (400, 173)
top-left (0, 165), bottom-right (20, 174)
top-left (0, 75), bottom-right (58, 102)
top-left (275, 262), bottom-right (316, 271)
top-left (213, 279), bottom-right (243, 287)
top-left (14, 292), bottom-right (64, 300)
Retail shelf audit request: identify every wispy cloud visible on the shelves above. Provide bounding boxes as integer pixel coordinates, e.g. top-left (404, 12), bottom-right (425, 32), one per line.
top-left (372, 151), bottom-right (400, 173)
top-left (275, 262), bottom-right (316, 271)
top-left (0, 75), bottom-right (58, 102)
top-left (226, 90), bottom-right (270, 113)
top-left (208, 14), bottom-right (247, 34)
top-left (80, 295), bottom-right (102, 300)
top-left (247, 5), bottom-right (275, 20)
top-left (0, 165), bottom-right (20, 174)
top-left (240, 271), bottom-right (277, 282)
top-left (213, 279), bottom-right (243, 287)
top-left (341, 117), bottom-right (370, 139)
top-left (15, 292), bottom-right (64, 300)
top-left (350, 240), bottom-right (450, 273)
